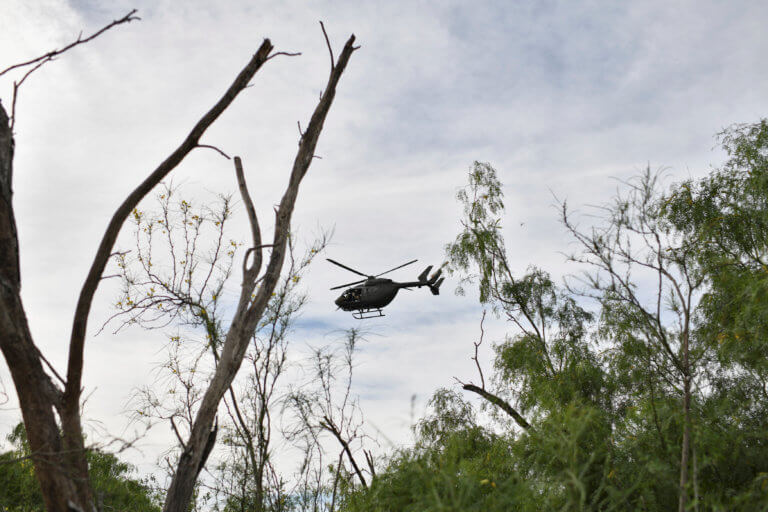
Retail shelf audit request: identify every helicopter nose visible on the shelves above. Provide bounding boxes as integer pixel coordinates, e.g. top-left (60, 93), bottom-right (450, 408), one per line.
top-left (335, 296), bottom-right (344, 307)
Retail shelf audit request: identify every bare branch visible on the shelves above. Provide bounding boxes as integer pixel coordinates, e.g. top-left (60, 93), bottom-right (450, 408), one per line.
top-left (364, 449), bottom-right (376, 478)
top-left (66, 38), bottom-right (275, 409)
top-left (196, 144), bottom-right (231, 160)
top-left (265, 51), bottom-right (302, 62)
top-left (320, 415), bottom-right (367, 488)
top-left (472, 310), bottom-right (487, 389)
top-left (9, 60), bottom-right (44, 130)
top-left (170, 417), bottom-right (187, 449)
top-left (0, 10), bottom-right (140, 78)
top-left (319, 21), bottom-right (335, 71)
top-left (38, 350), bottom-right (66, 389)
top-left (234, 156), bottom-right (262, 280)
top-left (461, 383), bottom-right (530, 430)
top-left (3, 10), bottom-right (140, 132)
top-left (163, 32), bottom-right (357, 511)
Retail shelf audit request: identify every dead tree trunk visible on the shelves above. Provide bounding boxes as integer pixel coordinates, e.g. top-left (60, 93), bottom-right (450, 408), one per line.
top-left (0, 103), bottom-right (82, 512)
top-left (162, 34), bottom-right (358, 512)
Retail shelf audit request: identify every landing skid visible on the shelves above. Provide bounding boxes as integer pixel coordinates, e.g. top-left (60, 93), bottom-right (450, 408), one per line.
top-left (352, 308), bottom-right (385, 320)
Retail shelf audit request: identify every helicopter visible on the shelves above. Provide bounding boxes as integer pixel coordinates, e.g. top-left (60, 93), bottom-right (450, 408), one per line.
top-left (328, 258), bottom-right (444, 319)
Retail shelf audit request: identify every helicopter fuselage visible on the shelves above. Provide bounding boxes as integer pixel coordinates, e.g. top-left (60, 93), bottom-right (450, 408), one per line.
top-left (334, 278), bottom-right (426, 311)
top-left (327, 258), bottom-right (444, 317)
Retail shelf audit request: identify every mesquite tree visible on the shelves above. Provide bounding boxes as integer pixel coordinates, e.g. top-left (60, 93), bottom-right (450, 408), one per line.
top-left (444, 162), bottom-right (704, 509)
top-left (0, 10), bottom-right (357, 512)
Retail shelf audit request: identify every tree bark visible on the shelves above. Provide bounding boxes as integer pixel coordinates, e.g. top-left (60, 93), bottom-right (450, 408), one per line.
top-left (679, 374), bottom-right (691, 512)
top-left (0, 104), bottom-right (84, 511)
top-left (678, 317), bottom-right (692, 512)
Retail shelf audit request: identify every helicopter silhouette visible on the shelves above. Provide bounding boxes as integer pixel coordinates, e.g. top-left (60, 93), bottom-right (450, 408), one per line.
top-left (328, 258), bottom-right (444, 319)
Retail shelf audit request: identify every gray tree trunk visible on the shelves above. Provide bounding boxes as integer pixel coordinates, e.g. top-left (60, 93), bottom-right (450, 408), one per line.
top-left (0, 103), bottom-right (93, 511)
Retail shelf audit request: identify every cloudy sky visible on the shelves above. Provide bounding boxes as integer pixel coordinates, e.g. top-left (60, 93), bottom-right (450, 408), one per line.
top-left (2, 0), bottom-right (768, 480)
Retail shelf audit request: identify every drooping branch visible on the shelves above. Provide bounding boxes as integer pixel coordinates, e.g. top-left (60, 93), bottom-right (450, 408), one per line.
top-left (461, 384), bottom-right (530, 430)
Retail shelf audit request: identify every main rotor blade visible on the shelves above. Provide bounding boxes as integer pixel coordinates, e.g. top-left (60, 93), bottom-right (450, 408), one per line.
top-left (327, 258), bottom-right (369, 278)
top-left (330, 279), bottom-right (366, 290)
top-left (375, 259), bottom-right (418, 278)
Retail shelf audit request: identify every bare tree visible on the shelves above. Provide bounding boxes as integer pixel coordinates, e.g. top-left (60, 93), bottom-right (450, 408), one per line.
top-left (0, 9), bottom-right (358, 511)
top-left (286, 328), bottom-right (376, 504)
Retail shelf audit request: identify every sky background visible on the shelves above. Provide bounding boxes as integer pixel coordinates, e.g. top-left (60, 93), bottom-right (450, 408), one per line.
top-left (2, 0), bottom-right (768, 483)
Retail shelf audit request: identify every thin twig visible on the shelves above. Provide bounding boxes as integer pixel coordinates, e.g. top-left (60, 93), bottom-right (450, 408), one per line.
top-left (9, 60), bottom-right (45, 130)
top-left (196, 144), bottom-right (231, 160)
top-left (0, 9), bottom-right (140, 78)
top-left (38, 351), bottom-right (66, 388)
top-left (265, 51), bottom-right (302, 62)
top-left (473, 310), bottom-right (487, 389)
top-left (319, 21), bottom-right (335, 71)
top-left (3, 10), bottom-right (140, 131)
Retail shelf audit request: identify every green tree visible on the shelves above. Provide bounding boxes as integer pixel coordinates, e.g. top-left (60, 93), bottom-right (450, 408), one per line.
top-left (0, 423), bottom-right (160, 512)
top-left (662, 119), bottom-right (768, 509)
top-left (340, 127), bottom-right (768, 511)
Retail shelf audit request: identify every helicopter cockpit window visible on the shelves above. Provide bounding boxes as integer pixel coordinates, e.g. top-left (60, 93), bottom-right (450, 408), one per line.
top-left (342, 289), bottom-right (361, 300)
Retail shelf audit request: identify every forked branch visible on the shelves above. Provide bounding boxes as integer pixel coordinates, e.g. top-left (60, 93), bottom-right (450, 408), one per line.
top-left (162, 30), bottom-right (358, 512)
top-left (0, 10), bottom-right (140, 79)
top-left (2, 9), bottom-right (140, 130)
top-left (66, 38), bottom-right (275, 409)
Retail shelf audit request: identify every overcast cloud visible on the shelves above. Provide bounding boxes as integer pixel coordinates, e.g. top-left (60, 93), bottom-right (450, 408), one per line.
top-left (2, 0), bottom-right (767, 479)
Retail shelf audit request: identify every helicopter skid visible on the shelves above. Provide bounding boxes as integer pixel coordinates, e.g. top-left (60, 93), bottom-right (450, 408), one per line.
top-left (352, 308), bottom-right (385, 320)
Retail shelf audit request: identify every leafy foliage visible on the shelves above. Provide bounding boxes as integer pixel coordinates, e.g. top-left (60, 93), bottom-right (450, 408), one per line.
top-left (0, 423), bottom-right (160, 511)
top-left (339, 122), bottom-right (768, 511)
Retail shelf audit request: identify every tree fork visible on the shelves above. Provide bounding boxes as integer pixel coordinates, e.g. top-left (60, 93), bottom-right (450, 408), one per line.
top-left (162, 33), bottom-right (358, 512)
